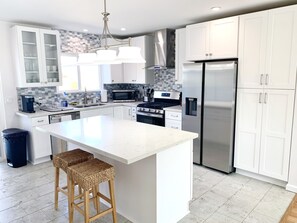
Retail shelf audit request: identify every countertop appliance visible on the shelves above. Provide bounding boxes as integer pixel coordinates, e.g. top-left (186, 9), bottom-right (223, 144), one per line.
top-left (137, 91), bottom-right (180, 126)
top-left (21, 95), bottom-right (35, 113)
top-left (49, 111), bottom-right (80, 156)
top-left (182, 60), bottom-right (237, 173)
top-left (112, 90), bottom-right (136, 102)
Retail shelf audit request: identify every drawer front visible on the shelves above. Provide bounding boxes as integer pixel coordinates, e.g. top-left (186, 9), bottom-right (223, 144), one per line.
top-left (165, 111), bottom-right (182, 121)
top-left (165, 119), bottom-right (182, 130)
top-left (31, 116), bottom-right (49, 126)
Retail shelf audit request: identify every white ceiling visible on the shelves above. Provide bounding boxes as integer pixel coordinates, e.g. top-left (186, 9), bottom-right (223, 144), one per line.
top-left (0, 0), bottom-right (296, 36)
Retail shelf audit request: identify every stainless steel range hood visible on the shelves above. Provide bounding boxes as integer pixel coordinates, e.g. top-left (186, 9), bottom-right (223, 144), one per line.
top-left (148, 29), bottom-right (175, 70)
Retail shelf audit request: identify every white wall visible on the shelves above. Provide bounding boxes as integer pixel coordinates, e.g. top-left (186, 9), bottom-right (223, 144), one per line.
top-left (0, 21), bottom-right (19, 128)
top-left (287, 88), bottom-right (297, 193)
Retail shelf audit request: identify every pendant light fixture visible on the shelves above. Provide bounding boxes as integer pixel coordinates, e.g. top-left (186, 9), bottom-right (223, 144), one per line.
top-left (78, 0), bottom-right (145, 64)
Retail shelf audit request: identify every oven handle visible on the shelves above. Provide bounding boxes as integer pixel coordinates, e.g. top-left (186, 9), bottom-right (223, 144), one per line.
top-left (136, 112), bottom-right (163, 119)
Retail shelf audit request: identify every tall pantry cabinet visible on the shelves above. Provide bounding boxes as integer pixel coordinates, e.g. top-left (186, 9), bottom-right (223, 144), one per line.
top-left (235, 5), bottom-right (297, 181)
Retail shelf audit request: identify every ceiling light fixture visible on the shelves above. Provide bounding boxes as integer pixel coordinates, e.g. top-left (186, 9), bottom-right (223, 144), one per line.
top-left (120, 27), bottom-right (126, 31)
top-left (83, 29), bottom-right (89, 32)
top-left (78, 0), bottom-right (145, 64)
top-left (211, 6), bottom-right (221, 11)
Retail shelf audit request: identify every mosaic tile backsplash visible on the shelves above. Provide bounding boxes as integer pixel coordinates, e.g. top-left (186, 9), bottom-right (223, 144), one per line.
top-left (16, 30), bottom-right (182, 110)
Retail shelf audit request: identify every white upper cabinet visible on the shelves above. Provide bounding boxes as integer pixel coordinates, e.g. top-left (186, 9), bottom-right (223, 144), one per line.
top-left (12, 25), bottom-right (62, 87)
top-left (238, 5), bottom-right (297, 89)
top-left (175, 28), bottom-right (186, 84)
top-left (101, 64), bottom-right (123, 84)
top-left (186, 16), bottom-right (239, 61)
top-left (123, 35), bottom-right (154, 84)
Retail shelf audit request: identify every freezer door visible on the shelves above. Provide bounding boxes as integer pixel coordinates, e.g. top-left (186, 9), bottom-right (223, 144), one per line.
top-left (202, 61), bottom-right (237, 173)
top-left (182, 63), bottom-right (203, 164)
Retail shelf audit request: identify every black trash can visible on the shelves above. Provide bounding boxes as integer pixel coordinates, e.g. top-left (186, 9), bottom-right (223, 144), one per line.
top-left (2, 128), bottom-right (28, 168)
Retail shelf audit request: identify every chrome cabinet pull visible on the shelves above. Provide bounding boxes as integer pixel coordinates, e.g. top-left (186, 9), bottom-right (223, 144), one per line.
top-left (209, 53), bottom-right (212, 56)
top-left (205, 53), bottom-right (209, 56)
top-left (259, 93), bottom-right (262, 103)
top-left (264, 93), bottom-right (268, 104)
top-left (260, 74), bottom-right (264, 85)
top-left (265, 74), bottom-right (269, 85)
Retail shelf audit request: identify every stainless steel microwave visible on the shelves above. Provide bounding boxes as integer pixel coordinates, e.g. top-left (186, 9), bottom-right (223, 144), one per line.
top-left (112, 90), bottom-right (136, 102)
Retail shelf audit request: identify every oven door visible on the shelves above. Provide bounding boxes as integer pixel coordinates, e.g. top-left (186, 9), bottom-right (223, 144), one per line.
top-left (136, 112), bottom-right (165, 126)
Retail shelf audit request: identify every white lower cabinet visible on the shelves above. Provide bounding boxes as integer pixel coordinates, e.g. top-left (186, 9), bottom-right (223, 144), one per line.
top-left (18, 115), bottom-right (51, 164)
top-left (80, 107), bottom-right (114, 118)
top-left (235, 89), bottom-right (294, 181)
top-left (165, 111), bottom-right (182, 130)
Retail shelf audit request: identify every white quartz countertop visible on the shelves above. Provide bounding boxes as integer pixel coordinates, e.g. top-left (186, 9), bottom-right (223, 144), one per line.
top-left (37, 116), bottom-right (198, 164)
top-left (16, 102), bottom-right (142, 118)
top-left (164, 105), bottom-right (182, 112)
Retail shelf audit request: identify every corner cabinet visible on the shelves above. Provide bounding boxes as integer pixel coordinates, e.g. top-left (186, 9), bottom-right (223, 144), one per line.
top-left (186, 16), bottom-right (239, 61)
top-left (123, 35), bottom-right (154, 84)
top-left (238, 5), bottom-right (297, 89)
top-left (12, 25), bottom-right (62, 87)
top-left (235, 89), bottom-right (294, 181)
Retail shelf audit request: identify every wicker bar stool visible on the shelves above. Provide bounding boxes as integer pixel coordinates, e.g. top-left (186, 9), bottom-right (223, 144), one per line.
top-left (68, 158), bottom-right (117, 223)
top-left (53, 148), bottom-right (94, 210)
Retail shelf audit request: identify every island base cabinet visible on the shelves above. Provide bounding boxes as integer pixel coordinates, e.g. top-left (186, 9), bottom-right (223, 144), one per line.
top-left (93, 140), bottom-right (193, 223)
top-left (235, 89), bottom-right (294, 181)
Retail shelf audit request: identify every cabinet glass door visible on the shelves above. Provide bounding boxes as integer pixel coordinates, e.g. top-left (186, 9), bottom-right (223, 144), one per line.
top-left (21, 31), bottom-right (40, 84)
top-left (43, 33), bottom-right (59, 83)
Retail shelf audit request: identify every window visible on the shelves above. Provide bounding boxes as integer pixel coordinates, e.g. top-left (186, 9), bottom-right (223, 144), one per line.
top-left (58, 54), bottom-right (101, 92)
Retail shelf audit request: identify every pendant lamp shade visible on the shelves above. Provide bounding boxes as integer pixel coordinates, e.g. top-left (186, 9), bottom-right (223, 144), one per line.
top-left (94, 49), bottom-right (121, 64)
top-left (117, 46), bottom-right (146, 63)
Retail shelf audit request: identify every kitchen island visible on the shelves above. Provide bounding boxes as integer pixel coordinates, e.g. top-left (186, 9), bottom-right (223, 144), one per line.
top-left (37, 116), bottom-right (198, 223)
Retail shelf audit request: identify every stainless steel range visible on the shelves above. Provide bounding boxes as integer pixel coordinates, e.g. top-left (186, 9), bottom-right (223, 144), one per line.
top-left (136, 91), bottom-right (180, 126)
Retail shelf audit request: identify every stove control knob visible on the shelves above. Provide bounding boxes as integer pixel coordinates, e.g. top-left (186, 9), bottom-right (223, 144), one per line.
top-left (144, 108), bottom-right (150, 112)
top-left (155, 110), bottom-right (159, 113)
top-left (150, 109), bottom-right (155, 113)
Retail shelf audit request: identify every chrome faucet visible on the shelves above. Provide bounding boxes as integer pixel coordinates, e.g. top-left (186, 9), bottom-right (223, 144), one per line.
top-left (83, 88), bottom-right (88, 105)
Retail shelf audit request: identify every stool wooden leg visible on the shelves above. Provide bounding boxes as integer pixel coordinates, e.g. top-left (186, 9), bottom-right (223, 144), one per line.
top-left (68, 176), bottom-right (74, 223)
top-left (84, 190), bottom-right (90, 223)
top-left (54, 167), bottom-right (59, 210)
top-left (93, 185), bottom-right (100, 213)
top-left (109, 179), bottom-right (117, 223)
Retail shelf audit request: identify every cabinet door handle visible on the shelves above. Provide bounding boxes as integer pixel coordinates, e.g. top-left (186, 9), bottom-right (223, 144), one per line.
top-left (265, 74), bottom-right (269, 85)
top-left (259, 93), bottom-right (262, 104)
top-left (129, 108), bottom-right (131, 116)
top-left (205, 53), bottom-right (209, 56)
top-left (264, 93), bottom-right (268, 104)
top-left (260, 74), bottom-right (264, 85)
top-left (209, 53), bottom-right (212, 56)
top-left (37, 120), bottom-right (44, 123)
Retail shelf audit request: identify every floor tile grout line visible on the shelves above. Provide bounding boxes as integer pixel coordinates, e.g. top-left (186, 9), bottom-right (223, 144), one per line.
top-left (240, 183), bottom-right (273, 222)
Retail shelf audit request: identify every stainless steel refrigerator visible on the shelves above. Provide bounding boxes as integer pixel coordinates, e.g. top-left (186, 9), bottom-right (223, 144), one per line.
top-left (182, 60), bottom-right (237, 173)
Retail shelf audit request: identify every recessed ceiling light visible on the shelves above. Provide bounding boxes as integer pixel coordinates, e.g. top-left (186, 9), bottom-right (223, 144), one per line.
top-left (120, 27), bottom-right (126, 31)
top-left (211, 7), bottom-right (221, 11)
top-left (83, 29), bottom-right (88, 32)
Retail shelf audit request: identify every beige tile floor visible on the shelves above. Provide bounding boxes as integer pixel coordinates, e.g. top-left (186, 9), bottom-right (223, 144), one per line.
top-left (0, 161), bottom-right (295, 223)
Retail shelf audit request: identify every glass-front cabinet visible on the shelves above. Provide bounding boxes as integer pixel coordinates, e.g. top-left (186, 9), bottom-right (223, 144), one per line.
top-left (12, 26), bottom-right (62, 87)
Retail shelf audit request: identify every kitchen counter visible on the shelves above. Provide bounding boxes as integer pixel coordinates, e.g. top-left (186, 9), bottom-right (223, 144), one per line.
top-left (37, 116), bottom-right (198, 223)
top-left (16, 101), bottom-right (142, 118)
top-left (164, 105), bottom-right (182, 112)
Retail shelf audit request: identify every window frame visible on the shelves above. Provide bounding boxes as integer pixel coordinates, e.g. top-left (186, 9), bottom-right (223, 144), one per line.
top-left (58, 53), bottom-right (102, 93)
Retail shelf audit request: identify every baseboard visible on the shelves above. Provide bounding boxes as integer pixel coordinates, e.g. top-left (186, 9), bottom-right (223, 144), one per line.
top-left (236, 168), bottom-right (287, 188)
top-left (286, 184), bottom-right (297, 193)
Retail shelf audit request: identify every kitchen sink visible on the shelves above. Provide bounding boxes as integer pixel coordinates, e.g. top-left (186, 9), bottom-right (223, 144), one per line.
top-left (73, 103), bottom-right (106, 108)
